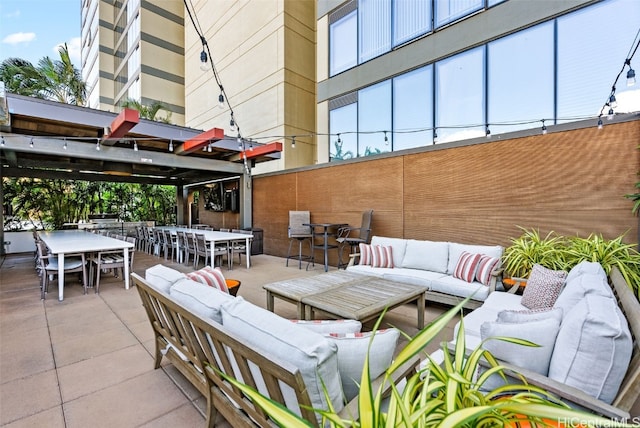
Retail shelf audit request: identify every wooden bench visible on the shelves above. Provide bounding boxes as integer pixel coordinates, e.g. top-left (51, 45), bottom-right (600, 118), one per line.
top-left (132, 272), bottom-right (419, 427)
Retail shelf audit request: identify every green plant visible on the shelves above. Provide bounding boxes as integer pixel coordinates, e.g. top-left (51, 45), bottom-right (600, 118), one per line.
top-left (503, 228), bottom-right (640, 299)
top-left (217, 301), bottom-right (638, 427)
top-left (565, 234), bottom-right (640, 298)
top-left (502, 227), bottom-right (569, 278)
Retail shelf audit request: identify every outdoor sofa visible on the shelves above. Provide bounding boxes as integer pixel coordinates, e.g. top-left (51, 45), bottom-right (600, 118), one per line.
top-left (346, 236), bottom-right (504, 309)
top-left (133, 264), bottom-right (419, 427)
top-left (435, 262), bottom-right (640, 420)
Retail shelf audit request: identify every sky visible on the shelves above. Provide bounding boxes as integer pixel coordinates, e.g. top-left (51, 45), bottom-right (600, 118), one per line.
top-left (0, 0), bottom-right (81, 68)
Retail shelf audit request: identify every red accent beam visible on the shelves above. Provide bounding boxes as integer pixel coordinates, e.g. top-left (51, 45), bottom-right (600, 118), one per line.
top-left (239, 142), bottom-right (283, 160)
top-left (180, 128), bottom-right (225, 154)
top-left (105, 108), bottom-right (139, 139)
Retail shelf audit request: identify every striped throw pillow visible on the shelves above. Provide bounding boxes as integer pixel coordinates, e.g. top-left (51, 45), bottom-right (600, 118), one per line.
top-left (371, 245), bottom-right (394, 268)
top-left (453, 251), bottom-right (482, 283)
top-left (359, 243), bottom-right (373, 266)
top-left (186, 266), bottom-right (229, 293)
top-left (475, 254), bottom-right (501, 286)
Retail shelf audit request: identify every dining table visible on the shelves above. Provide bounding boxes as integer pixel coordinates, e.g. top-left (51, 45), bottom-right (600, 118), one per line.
top-left (157, 227), bottom-right (254, 269)
top-left (38, 230), bottom-right (135, 301)
top-left (303, 222), bottom-right (348, 272)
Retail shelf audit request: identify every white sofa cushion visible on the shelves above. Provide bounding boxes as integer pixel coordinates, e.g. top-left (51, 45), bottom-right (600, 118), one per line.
top-left (346, 264), bottom-right (389, 277)
top-left (446, 243), bottom-right (503, 275)
top-left (454, 306), bottom-right (500, 342)
top-left (290, 319), bottom-right (362, 335)
top-left (169, 278), bottom-right (234, 323)
top-left (326, 329), bottom-right (400, 401)
top-left (553, 272), bottom-right (613, 315)
top-left (220, 297), bottom-right (344, 417)
top-left (382, 269), bottom-right (445, 289)
top-left (564, 260), bottom-right (608, 284)
top-left (480, 291), bottom-right (528, 311)
top-left (481, 314), bottom-right (561, 376)
top-left (146, 264), bottom-right (186, 293)
top-left (430, 276), bottom-right (490, 301)
top-left (371, 236), bottom-right (407, 268)
top-left (548, 294), bottom-right (633, 404)
top-left (497, 307), bottom-right (563, 324)
top-left (400, 240), bottom-right (449, 273)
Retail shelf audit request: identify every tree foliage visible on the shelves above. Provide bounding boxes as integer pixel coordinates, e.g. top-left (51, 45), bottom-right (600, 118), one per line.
top-left (3, 178), bottom-right (176, 230)
top-left (121, 98), bottom-right (172, 123)
top-left (0, 44), bottom-right (86, 105)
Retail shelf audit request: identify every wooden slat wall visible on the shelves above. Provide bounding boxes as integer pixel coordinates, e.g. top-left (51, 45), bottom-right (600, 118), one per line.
top-left (254, 120), bottom-right (640, 267)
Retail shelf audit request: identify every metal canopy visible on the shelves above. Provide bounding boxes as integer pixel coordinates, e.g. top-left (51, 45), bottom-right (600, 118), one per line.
top-left (0, 93), bottom-right (281, 186)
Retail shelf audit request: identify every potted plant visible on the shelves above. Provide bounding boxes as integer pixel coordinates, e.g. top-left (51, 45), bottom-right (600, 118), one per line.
top-left (218, 300), bottom-right (639, 427)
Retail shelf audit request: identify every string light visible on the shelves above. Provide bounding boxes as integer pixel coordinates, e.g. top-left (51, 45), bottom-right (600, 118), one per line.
top-left (230, 117), bottom-right (236, 133)
top-left (597, 117), bottom-right (603, 130)
top-left (29, 138), bottom-right (34, 148)
top-left (541, 119), bottom-right (547, 135)
top-left (249, 139), bottom-right (254, 151)
top-left (133, 142), bottom-right (138, 151)
top-left (598, 30), bottom-right (639, 122)
top-left (218, 90), bottom-right (225, 108)
top-left (95, 140), bottom-right (100, 151)
top-left (337, 134), bottom-right (341, 144)
top-left (626, 59), bottom-right (636, 86)
top-left (168, 139), bottom-right (173, 152)
top-left (609, 93), bottom-right (617, 108)
top-left (291, 136), bottom-right (296, 148)
top-left (63, 139), bottom-right (67, 150)
top-left (607, 108), bottom-right (615, 121)
top-left (383, 131), bottom-right (388, 145)
top-left (199, 36), bottom-right (209, 72)
top-left (433, 128), bottom-right (438, 143)
top-left (485, 125), bottom-right (491, 138)
top-left (237, 133), bottom-right (242, 149)
top-left (1, 136), bottom-right (4, 146)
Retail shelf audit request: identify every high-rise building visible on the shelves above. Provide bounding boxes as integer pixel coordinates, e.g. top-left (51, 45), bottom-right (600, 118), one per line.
top-left (81, 0), bottom-right (186, 124)
top-left (316, 0), bottom-right (640, 163)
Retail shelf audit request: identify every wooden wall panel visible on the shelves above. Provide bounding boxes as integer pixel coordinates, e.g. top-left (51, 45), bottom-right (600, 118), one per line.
top-left (253, 174), bottom-right (298, 255)
top-left (253, 120), bottom-right (640, 266)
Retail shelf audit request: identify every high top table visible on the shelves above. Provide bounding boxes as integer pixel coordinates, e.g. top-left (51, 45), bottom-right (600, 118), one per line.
top-left (304, 222), bottom-right (347, 272)
top-left (39, 230), bottom-right (134, 301)
top-left (157, 227), bottom-right (253, 269)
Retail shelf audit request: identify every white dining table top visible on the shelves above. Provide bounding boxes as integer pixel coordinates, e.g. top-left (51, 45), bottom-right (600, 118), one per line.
top-left (39, 230), bottom-right (134, 254)
top-left (157, 227), bottom-right (253, 241)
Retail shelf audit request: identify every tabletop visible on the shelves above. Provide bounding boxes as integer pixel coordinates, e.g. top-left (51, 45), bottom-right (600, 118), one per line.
top-left (39, 230), bottom-right (134, 253)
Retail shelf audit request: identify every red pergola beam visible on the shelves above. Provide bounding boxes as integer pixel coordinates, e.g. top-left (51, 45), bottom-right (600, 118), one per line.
top-left (180, 128), bottom-right (225, 154)
top-left (105, 108), bottom-right (139, 139)
top-left (239, 142), bottom-right (283, 160)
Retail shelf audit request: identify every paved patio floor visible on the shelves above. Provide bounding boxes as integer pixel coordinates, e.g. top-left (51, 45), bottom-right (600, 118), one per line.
top-left (0, 250), bottom-right (454, 427)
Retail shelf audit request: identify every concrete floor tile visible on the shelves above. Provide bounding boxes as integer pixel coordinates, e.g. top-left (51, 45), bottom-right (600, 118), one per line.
top-left (137, 402), bottom-right (206, 427)
top-left (57, 344), bottom-right (153, 402)
top-left (0, 326), bottom-right (55, 383)
top-left (63, 370), bottom-right (190, 428)
top-left (1, 406), bottom-right (65, 428)
top-left (0, 369), bottom-right (61, 425)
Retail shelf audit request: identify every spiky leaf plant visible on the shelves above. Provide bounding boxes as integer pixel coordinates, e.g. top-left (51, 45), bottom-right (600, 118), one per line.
top-left (217, 300), bottom-right (639, 427)
top-left (502, 227), bottom-right (569, 278)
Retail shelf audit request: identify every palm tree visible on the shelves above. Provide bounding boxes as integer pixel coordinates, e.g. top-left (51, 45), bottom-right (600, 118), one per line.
top-left (0, 43), bottom-right (86, 105)
top-left (121, 98), bottom-right (172, 123)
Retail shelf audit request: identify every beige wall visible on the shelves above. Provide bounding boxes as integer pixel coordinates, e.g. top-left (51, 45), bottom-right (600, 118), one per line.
top-left (184, 0), bottom-right (316, 172)
top-left (252, 119), bottom-right (640, 268)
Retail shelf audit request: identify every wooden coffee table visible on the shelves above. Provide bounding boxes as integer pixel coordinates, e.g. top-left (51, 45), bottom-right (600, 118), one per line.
top-left (263, 271), bottom-right (426, 328)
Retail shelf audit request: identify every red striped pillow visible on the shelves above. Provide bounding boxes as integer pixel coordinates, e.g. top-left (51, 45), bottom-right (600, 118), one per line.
top-left (371, 245), bottom-right (394, 268)
top-left (475, 255), bottom-right (501, 286)
top-left (186, 266), bottom-right (229, 293)
top-left (453, 251), bottom-right (482, 283)
top-left (359, 243), bottom-right (373, 266)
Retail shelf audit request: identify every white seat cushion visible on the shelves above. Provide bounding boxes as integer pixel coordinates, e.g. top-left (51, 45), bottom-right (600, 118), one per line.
top-left (429, 276), bottom-right (490, 301)
top-left (346, 264), bottom-right (388, 277)
top-left (480, 291), bottom-right (527, 311)
top-left (382, 269), bottom-right (446, 289)
top-left (220, 297), bottom-right (344, 420)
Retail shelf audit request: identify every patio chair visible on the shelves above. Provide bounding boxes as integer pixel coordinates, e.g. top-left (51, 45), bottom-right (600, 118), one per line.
top-left (286, 210), bottom-right (314, 269)
top-left (336, 209), bottom-right (373, 269)
top-left (163, 229), bottom-right (178, 261)
top-left (194, 233), bottom-right (212, 268)
top-left (176, 230), bottom-right (188, 264)
top-left (36, 240), bottom-right (88, 299)
top-left (90, 237), bottom-right (136, 293)
top-left (184, 232), bottom-right (197, 266)
top-left (229, 229), bottom-right (252, 270)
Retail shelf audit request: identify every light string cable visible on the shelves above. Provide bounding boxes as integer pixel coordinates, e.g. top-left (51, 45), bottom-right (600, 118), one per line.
top-left (598, 26), bottom-right (640, 124)
top-left (183, 0), bottom-right (252, 178)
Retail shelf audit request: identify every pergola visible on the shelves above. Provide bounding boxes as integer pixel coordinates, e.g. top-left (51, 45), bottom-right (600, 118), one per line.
top-left (0, 93), bottom-right (282, 235)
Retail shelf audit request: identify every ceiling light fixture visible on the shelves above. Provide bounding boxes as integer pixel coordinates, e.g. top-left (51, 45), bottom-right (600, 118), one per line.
top-left (168, 139), bottom-right (173, 152)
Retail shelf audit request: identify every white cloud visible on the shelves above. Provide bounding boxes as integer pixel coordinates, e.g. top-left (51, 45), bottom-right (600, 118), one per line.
top-left (2, 32), bottom-right (36, 45)
top-left (54, 37), bottom-right (81, 66)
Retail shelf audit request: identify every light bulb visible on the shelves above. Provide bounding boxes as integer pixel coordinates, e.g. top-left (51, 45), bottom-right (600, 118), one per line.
top-left (485, 126), bottom-right (491, 138)
top-left (291, 136), bottom-right (296, 148)
top-left (249, 140), bottom-right (254, 151)
top-left (628, 68), bottom-right (636, 87)
top-left (134, 142), bottom-right (138, 151)
top-left (96, 141), bottom-right (100, 151)
top-left (609, 94), bottom-right (617, 109)
top-left (433, 129), bottom-right (438, 143)
top-left (63, 141), bottom-right (67, 150)
top-left (1, 136), bottom-right (5, 146)
top-left (168, 140), bottom-right (173, 152)
top-left (337, 134), bottom-right (341, 144)
top-left (383, 132), bottom-right (388, 145)
top-left (607, 108), bottom-right (614, 121)
top-left (237, 134), bottom-right (242, 148)
top-left (200, 50), bottom-right (208, 72)
top-left (218, 93), bottom-right (225, 109)
top-left (30, 138), bottom-right (34, 148)
top-left (230, 118), bottom-right (236, 133)
top-left (597, 118), bottom-right (603, 129)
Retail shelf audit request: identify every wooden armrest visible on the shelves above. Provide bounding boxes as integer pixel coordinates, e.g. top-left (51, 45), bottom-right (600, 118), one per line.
top-left (444, 343), bottom-right (630, 420)
top-left (347, 252), bottom-right (360, 267)
top-left (338, 354), bottom-right (421, 421)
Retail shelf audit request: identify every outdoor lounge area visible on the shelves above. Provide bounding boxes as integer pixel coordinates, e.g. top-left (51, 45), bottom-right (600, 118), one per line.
top-left (0, 249), bottom-right (453, 427)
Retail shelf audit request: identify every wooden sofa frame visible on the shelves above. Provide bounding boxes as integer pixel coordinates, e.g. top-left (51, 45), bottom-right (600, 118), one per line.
top-left (132, 272), bottom-right (419, 427)
top-left (450, 266), bottom-right (640, 420)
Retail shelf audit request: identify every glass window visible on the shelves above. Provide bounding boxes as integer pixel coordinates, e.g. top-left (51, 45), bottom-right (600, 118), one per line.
top-left (435, 0), bottom-right (482, 28)
top-left (329, 103), bottom-right (357, 161)
top-left (359, 0), bottom-right (391, 63)
top-left (330, 10), bottom-right (357, 76)
top-left (488, 22), bottom-right (554, 135)
top-left (436, 47), bottom-right (485, 143)
top-left (393, 66), bottom-right (433, 150)
top-left (557, 0), bottom-right (640, 120)
top-left (394, 0), bottom-right (432, 46)
top-left (358, 81), bottom-right (392, 156)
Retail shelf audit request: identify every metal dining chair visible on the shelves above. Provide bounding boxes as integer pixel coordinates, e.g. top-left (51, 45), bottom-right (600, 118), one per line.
top-left (336, 209), bottom-right (374, 269)
top-left (229, 229), bottom-right (252, 270)
top-left (36, 240), bottom-right (88, 299)
top-left (286, 210), bottom-right (314, 269)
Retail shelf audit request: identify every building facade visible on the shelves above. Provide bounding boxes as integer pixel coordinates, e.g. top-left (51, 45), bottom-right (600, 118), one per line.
top-left (81, 0), bottom-right (186, 124)
top-left (316, 0), bottom-right (640, 163)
